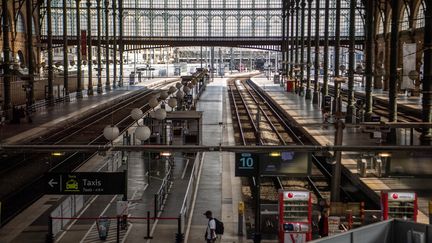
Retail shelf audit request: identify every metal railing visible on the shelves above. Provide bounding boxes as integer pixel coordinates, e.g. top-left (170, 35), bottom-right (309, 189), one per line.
top-left (154, 162), bottom-right (173, 217)
top-left (179, 152), bottom-right (203, 233)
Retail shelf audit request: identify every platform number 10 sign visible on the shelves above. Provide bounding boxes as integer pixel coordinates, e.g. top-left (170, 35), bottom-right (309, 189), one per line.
top-left (235, 153), bottom-right (259, 177)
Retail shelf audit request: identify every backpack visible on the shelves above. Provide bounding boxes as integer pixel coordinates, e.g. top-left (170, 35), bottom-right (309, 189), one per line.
top-left (213, 218), bottom-right (224, 235)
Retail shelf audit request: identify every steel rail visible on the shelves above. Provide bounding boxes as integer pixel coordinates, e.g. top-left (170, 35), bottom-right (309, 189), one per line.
top-left (240, 80), bottom-right (287, 145)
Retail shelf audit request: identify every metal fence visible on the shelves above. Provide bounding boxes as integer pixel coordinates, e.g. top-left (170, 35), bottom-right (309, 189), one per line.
top-left (179, 152), bottom-right (203, 233)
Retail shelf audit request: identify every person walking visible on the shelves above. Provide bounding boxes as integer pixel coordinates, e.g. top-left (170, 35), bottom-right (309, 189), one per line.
top-left (204, 210), bottom-right (217, 243)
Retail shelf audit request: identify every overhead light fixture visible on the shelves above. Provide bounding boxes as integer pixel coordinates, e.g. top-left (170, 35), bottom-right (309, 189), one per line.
top-left (269, 152), bottom-right (281, 157)
top-left (51, 152), bottom-right (65, 156)
top-left (378, 152), bottom-right (391, 158)
top-left (160, 152), bottom-right (172, 157)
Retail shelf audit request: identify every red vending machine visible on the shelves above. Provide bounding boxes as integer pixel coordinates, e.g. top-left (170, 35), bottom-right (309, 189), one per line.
top-left (381, 191), bottom-right (418, 222)
top-left (279, 190), bottom-right (312, 243)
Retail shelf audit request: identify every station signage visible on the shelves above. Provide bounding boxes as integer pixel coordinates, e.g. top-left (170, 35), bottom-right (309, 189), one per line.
top-left (45, 172), bottom-right (125, 195)
top-left (387, 192), bottom-right (416, 201)
top-left (235, 152), bottom-right (259, 176)
top-left (282, 191), bottom-right (310, 201)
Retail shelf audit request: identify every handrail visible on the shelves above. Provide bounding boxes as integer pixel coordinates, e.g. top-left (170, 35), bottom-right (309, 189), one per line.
top-left (179, 152), bottom-right (203, 233)
top-left (154, 162), bottom-right (173, 215)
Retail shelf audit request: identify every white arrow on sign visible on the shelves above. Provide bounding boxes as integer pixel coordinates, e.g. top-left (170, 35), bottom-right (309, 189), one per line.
top-left (48, 178), bottom-right (58, 188)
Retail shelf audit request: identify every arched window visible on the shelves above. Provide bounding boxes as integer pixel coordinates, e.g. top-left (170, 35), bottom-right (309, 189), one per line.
top-left (377, 14), bottom-right (384, 34)
top-left (15, 13), bottom-right (25, 33)
top-left (124, 16), bottom-right (135, 36)
top-left (225, 16), bottom-right (237, 36)
top-left (139, 16), bottom-right (151, 37)
top-left (196, 16), bottom-right (208, 36)
top-left (153, 16), bottom-right (165, 36)
top-left (255, 16), bottom-right (267, 36)
top-left (181, 16), bottom-right (194, 36)
top-left (400, 6), bottom-right (410, 31)
top-left (211, 16), bottom-right (223, 37)
top-left (415, 1), bottom-right (425, 29)
top-left (269, 16), bottom-right (281, 36)
top-left (239, 16), bottom-right (252, 36)
top-left (167, 16), bottom-right (179, 36)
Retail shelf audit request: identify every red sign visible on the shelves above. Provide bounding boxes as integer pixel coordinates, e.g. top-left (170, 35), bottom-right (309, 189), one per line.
top-left (81, 30), bottom-right (87, 57)
top-left (392, 193), bottom-right (398, 199)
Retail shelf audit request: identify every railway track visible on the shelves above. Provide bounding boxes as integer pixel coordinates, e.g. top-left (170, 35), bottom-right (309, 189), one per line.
top-left (0, 80), bottom-right (178, 225)
top-left (228, 79), bottom-right (330, 203)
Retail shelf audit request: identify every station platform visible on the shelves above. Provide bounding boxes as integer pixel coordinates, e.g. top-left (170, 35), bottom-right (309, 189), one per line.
top-left (2, 77), bottom-right (179, 144)
top-left (0, 74), bottom-right (251, 243)
top-left (252, 77), bottom-right (431, 224)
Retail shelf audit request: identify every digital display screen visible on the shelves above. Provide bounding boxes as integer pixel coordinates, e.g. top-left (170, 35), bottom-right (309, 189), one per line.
top-left (260, 152), bottom-right (310, 176)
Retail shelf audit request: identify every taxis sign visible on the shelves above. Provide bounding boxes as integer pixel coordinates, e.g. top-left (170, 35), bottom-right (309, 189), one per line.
top-left (45, 172), bottom-right (125, 195)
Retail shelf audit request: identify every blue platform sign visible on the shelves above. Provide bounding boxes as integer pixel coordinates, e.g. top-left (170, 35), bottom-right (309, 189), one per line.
top-left (235, 153), bottom-right (259, 177)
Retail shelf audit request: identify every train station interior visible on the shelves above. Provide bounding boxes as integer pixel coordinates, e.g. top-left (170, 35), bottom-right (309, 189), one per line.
top-left (0, 0), bottom-right (431, 242)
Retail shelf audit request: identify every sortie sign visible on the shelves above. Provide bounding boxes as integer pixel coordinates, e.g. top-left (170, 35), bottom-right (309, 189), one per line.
top-left (45, 172), bottom-right (125, 195)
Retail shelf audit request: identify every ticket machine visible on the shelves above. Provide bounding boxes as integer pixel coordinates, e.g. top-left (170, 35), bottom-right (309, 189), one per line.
top-left (381, 191), bottom-right (417, 222)
top-left (279, 190), bottom-right (312, 243)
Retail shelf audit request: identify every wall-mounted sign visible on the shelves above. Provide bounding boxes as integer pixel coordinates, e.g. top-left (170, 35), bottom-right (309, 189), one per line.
top-left (45, 172), bottom-right (125, 195)
top-left (235, 152), bottom-right (259, 176)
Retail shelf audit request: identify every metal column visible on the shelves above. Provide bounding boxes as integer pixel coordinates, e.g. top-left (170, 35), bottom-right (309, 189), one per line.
top-left (388, 0), bottom-right (399, 142)
top-left (294, 0), bottom-right (300, 68)
top-left (63, 0), bottom-right (70, 100)
top-left (112, 0), bottom-right (117, 89)
top-left (305, 0), bottom-right (312, 99)
top-left (346, 0), bottom-right (356, 123)
top-left (282, 1), bottom-right (287, 77)
top-left (290, 1), bottom-right (295, 77)
top-left (364, 0), bottom-right (374, 120)
top-left (87, 0), bottom-right (93, 96)
top-left (322, 0), bottom-right (330, 108)
top-left (25, 0), bottom-right (35, 109)
top-left (118, 0), bottom-right (124, 87)
top-left (97, 0), bottom-right (103, 94)
top-left (2, 0), bottom-right (11, 113)
top-left (333, 0), bottom-right (342, 115)
top-left (299, 0), bottom-right (305, 95)
top-left (312, 0), bottom-right (320, 104)
top-left (76, 0), bottom-right (83, 99)
top-left (105, 0), bottom-right (111, 90)
top-left (421, 1), bottom-right (432, 144)
top-left (47, 0), bottom-right (54, 105)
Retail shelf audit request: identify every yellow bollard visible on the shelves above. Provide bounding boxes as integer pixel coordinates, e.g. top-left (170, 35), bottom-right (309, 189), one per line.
top-left (238, 201), bottom-right (244, 236)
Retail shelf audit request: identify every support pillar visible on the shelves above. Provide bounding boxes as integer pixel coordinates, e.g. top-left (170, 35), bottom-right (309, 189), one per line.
top-left (105, 0), bottom-right (111, 90)
top-left (305, 0), bottom-right (312, 99)
top-left (97, 0), bottom-right (103, 94)
top-left (312, 0), bottom-right (320, 104)
top-left (322, 0), bottom-right (330, 108)
top-left (112, 0), bottom-right (117, 89)
top-left (388, 0), bottom-right (399, 143)
top-left (290, 1), bottom-right (295, 77)
top-left (2, 0), bottom-right (11, 113)
top-left (282, 1), bottom-right (287, 77)
top-left (119, 0), bottom-right (124, 87)
top-left (76, 0), bottom-right (83, 99)
top-left (364, 0), bottom-right (375, 120)
top-left (47, 0), bottom-right (55, 105)
top-left (26, 0), bottom-right (35, 109)
top-left (421, 1), bottom-right (432, 145)
top-left (333, 0), bottom-right (341, 114)
top-left (331, 119), bottom-right (345, 202)
top-left (299, 0), bottom-right (305, 95)
top-left (346, 0), bottom-right (356, 123)
top-left (87, 0), bottom-right (93, 96)
top-left (62, 0), bottom-right (70, 100)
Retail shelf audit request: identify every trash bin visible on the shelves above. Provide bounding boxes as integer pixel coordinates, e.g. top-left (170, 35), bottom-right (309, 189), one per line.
top-left (97, 216), bottom-right (111, 240)
top-left (286, 79), bottom-right (295, 92)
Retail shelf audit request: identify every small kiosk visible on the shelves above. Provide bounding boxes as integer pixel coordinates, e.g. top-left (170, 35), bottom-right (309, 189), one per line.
top-left (381, 191), bottom-right (418, 222)
top-left (278, 190), bottom-right (312, 243)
